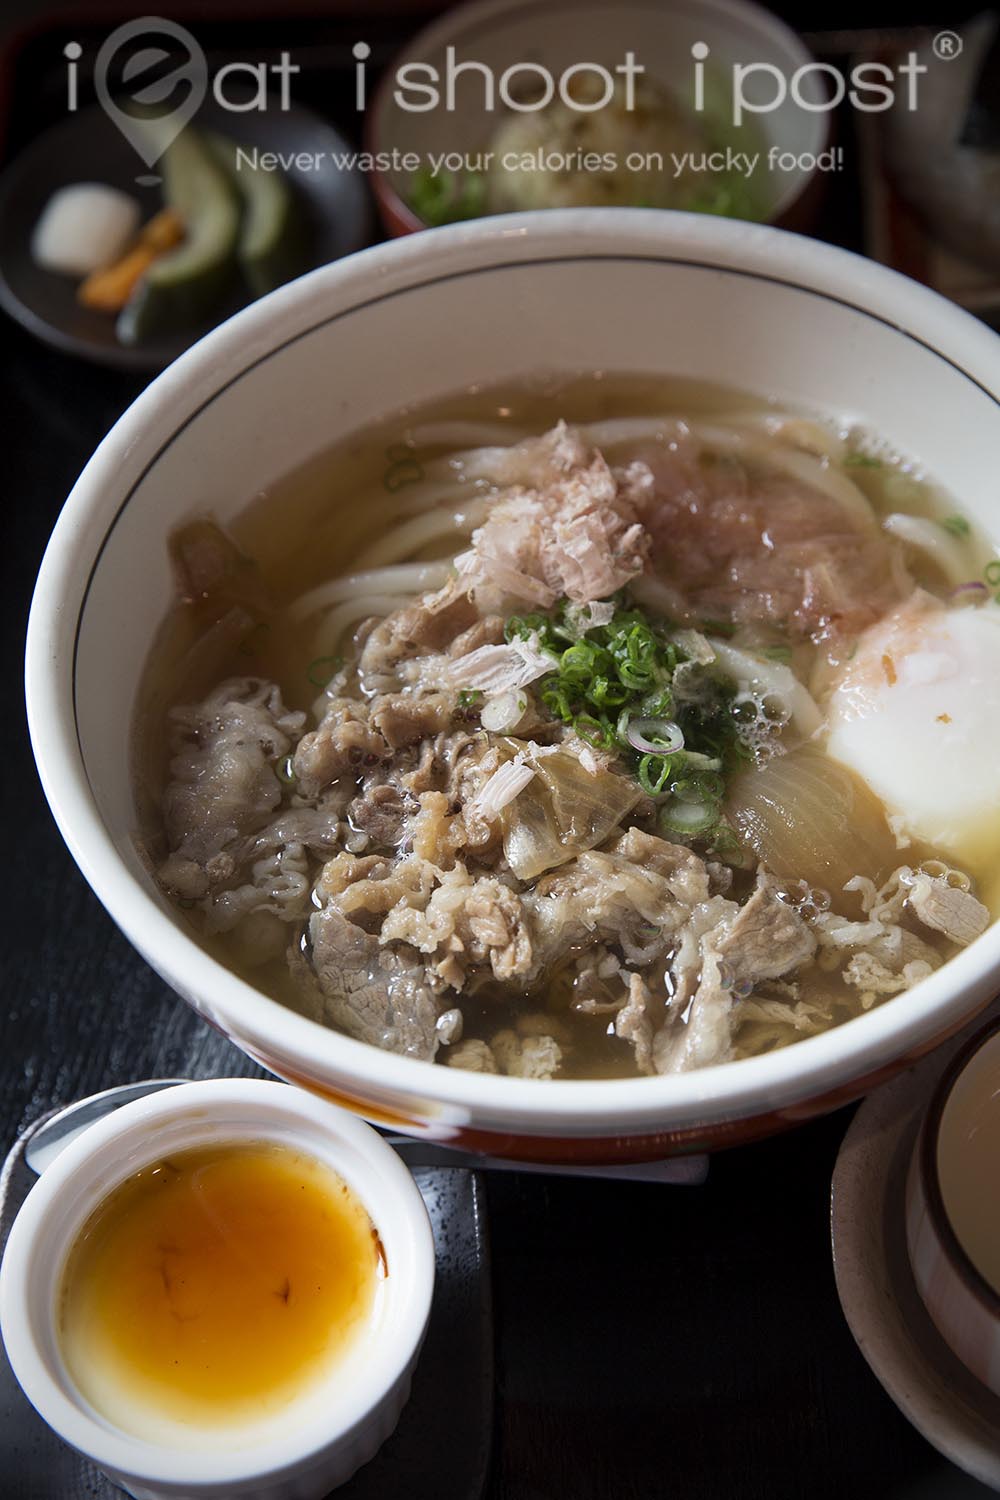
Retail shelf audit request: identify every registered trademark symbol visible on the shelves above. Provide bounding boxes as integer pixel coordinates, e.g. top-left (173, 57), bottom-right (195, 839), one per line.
top-left (933, 30), bottom-right (963, 60)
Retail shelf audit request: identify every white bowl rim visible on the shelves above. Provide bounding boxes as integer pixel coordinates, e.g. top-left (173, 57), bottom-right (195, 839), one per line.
top-left (24, 207), bottom-right (1000, 1137)
top-left (0, 1078), bottom-right (435, 1484)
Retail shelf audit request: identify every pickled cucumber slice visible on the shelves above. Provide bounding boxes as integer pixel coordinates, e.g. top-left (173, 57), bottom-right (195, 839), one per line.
top-left (117, 127), bottom-right (240, 345)
top-left (207, 133), bottom-right (309, 297)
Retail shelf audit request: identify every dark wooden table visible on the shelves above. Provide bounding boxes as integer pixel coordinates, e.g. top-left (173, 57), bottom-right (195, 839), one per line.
top-left (1, 5), bottom-right (996, 1495)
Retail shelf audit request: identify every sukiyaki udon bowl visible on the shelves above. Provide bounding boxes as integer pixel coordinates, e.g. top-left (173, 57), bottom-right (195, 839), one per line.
top-left (26, 212), bottom-right (1000, 1159)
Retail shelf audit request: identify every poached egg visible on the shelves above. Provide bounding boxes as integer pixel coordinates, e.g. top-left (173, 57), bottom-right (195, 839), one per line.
top-left (826, 591), bottom-right (1000, 870)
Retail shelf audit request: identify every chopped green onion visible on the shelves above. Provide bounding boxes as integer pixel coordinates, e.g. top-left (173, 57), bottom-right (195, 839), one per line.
top-left (659, 800), bottom-right (718, 835)
top-left (844, 452), bottom-right (882, 468)
top-left (626, 717), bottom-right (684, 755)
top-left (671, 770), bottom-right (724, 803)
top-left (276, 754), bottom-right (296, 786)
top-left (457, 689), bottom-right (484, 709)
top-left (409, 167), bottom-right (486, 227)
top-left (674, 751), bottom-right (722, 773)
top-left (638, 754), bottom-right (675, 795)
top-left (708, 822), bottom-right (746, 862)
top-left (985, 560), bottom-right (1000, 586)
top-left (762, 644), bottom-right (793, 663)
top-left (575, 714), bottom-right (614, 749)
top-left (505, 595), bottom-right (755, 841)
top-left (941, 515), bottom-right (971, 538)
top-left (505, 612), bottom-right (549, 643)
top-left (307, 654), bottom-right (342, 687)
top-left (382, 442), bottom-right (424, 493)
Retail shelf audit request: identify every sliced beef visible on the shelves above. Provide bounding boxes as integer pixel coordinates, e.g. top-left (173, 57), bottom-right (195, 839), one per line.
top-left (200, 805), bottom-right (345, 939)
top-left (615, 973), bottom-right (656, 1076)
top-left (654, 948), bottom-right (736, 1074)
top-left (370, 692), bottom-right (457, 750)
top-left (316, 850), bottom-right (436, 925)
top-left (447, 615), bottom-right (505, 657)
top-left (445, 1039), bottom-right (498, 1073)
top-left (169, 519), bottom-right (268, 612)
top-left (245, 805), bottom-right (346, 859)
top-left (348, 779), bottom-right (410, 849)
top-left (609, 828), bottom-right (713, 907)
top-left (813, 864), bottom-right (962, 1004)
top-left (405, 736), bottom-right (502, 861)
top-left (490, 1029), bottom-right (562, 1080)
top-left (654, 873), bottom-right (816, 1074)
top-left (525, 831), bottom-right (712, 974)
top-left (843, 944), bottom-right (939, 1004)
top-left (359, 589), bottom-right (479, 694)
top-left (409, 790), bottom-right (468, 867)
top-left (308, 903), bottom-right (441, 1060)
top-left (379, 870), bottom-right (532, 986)
top-left (640, 441), bottom-right (907, 644)
top-left (293, 698), bottom-right (386, 800)
top-left (205, 843), bottom-right (311, 936)
top-left (906, 872), bottom-right (990, 946)
top-left (158, 677), bottom-right (304, 898)
top-left (666, 895), bottom-right (739, 1014)
top-left (715, 870), bottom-right (817, 983)
top-left (403, 729), bottom-right (484, 796)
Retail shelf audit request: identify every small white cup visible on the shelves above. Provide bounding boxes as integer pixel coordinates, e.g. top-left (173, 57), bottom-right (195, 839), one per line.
top-left (0, 1079), bottom-right (435, 1500)
top-left (906, 1018), bottom-right (1000, 1396)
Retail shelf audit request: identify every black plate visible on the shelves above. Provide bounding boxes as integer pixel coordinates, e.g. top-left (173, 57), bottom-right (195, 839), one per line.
top-left (0, 101), bottom-right (371, 371)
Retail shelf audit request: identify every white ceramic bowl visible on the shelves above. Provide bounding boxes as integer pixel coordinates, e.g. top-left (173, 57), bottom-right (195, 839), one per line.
top-left (369, 0), bottom-right (828, 234)
top-left (24, 209), bottom-right (1000, 1160)
top-left (906, 1018), bottom-right (1000, 1398)
top-left (0, 1080), bottom-right (435, 1500)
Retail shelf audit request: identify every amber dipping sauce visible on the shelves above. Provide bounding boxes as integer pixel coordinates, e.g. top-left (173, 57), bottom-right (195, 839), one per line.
top-left (59, 1142), bottom-right (383, 1440)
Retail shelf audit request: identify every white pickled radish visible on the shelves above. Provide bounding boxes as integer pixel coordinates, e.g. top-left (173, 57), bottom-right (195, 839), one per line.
top-left (726, 744), bottom-right (898, 894)
top-left (32, 184), bottom-right (141, 276)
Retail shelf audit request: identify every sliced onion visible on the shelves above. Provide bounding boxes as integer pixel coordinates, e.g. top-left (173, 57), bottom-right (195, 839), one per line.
top-left (726, 743), bottom-right (897, 893)
top-left (501, 748), bottom-right (641, 880)
top-left (626, 717), bottom-right (684, 755)
top-left (481, 689), bottom-right (528, 733)
top-left (708, 639), bottom-right (822, 739)
top-left (950, 580), bottom-right (989, 605)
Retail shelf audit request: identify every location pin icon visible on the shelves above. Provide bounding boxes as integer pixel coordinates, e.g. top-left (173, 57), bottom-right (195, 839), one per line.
top-left (94, 17), bottom-right (207, 170)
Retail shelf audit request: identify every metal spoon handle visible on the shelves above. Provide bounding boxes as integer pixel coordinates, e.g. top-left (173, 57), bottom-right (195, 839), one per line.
top-left (23, 1080), bottom-right (189, 1177)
